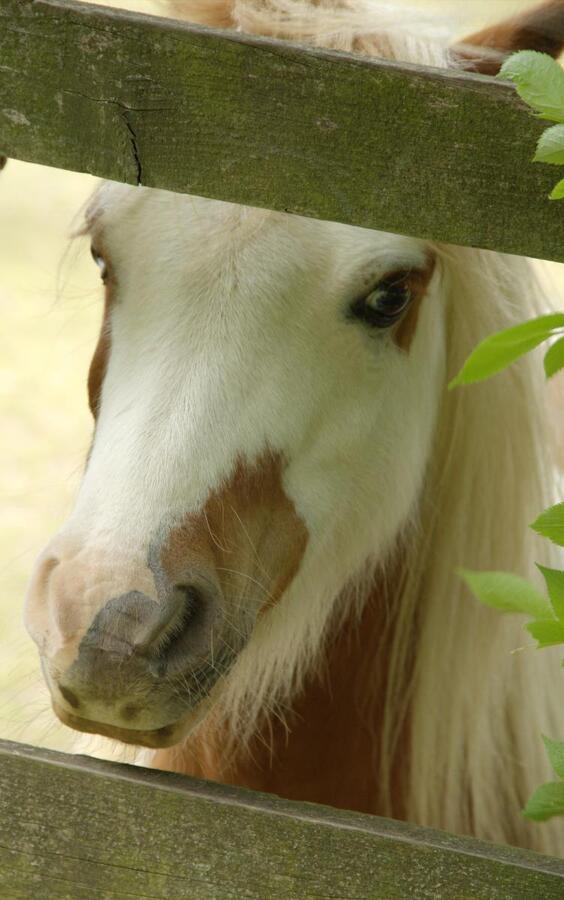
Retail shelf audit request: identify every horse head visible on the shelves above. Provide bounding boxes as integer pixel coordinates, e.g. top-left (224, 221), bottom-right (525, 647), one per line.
top-left (26, 182), bottom-right (441, 745)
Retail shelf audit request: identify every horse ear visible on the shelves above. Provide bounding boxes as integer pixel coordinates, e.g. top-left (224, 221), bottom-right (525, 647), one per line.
top-left (453, 0), bottom-right (564, 76)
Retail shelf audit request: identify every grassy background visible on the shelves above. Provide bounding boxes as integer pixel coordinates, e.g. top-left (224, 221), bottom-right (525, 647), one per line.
top-left (0, 0), bottom-right (557, 756)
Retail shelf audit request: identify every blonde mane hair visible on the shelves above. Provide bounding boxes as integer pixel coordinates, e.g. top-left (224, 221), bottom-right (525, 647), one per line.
top-left (148, 0), bottom-right (564, 854)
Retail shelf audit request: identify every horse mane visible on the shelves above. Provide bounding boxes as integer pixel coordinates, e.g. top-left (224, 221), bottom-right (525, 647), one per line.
top-left (154, 0), bottom-right (563, 853)
top-left (163, 0), bottom-right (450, 61)
top-left (398, 247), bottom-right (562, 851)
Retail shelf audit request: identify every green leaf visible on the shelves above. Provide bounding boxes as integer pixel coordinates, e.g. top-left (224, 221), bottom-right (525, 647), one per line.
top-left (531, 503), bottom-right (564, 546)
top-left (523, 781), bottom-right (564, 821)
top-left (536, 564), bottom-right (564, 620)
top-left (534, 124), bottom-right (564, 164)
top-left (499, 51), bottom-right (564, 122)
top-left (449, 314), bottom-right (564, 387)
top-left (459, 569), bottom-right (552, 619)
top-left (550, 178), bottom-right (564, 200)
top-left (544, 336), bottom-right (564, 377)
top-left (526, 618), bottom-right (564, 647)
top-left (542, 736), bottom-right (564, 779)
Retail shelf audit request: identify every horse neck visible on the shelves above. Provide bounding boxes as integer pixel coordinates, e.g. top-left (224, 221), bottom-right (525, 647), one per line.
top-left (152, 566), bottom-right (410, 818)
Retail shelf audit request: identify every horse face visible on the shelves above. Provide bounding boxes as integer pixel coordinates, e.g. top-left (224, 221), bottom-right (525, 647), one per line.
top-left (26, 183), bottom-right (445, 746)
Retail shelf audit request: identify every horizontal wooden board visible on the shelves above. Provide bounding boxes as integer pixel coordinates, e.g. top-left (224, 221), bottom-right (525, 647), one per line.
top-left (0, 739), bottom-right (563, 899)
top-left (1, 0), bottom-right (564, 263)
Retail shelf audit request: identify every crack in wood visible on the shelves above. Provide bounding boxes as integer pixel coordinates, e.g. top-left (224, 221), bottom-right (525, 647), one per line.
top-left (59, 88), bottom-right (147, 184)
top-left (119, 107), bottom-right (142, 185)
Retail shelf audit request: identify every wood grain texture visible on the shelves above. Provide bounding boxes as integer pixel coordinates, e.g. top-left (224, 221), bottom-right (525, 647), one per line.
top-left (1, 0), bottom-right (564, 263)
top-left (0, 739), bottom-right (563, 899)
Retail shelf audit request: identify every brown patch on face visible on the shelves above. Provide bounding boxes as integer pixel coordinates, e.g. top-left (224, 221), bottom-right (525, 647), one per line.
top-left (87, 241), bottom-right (115, 417)
top-left (88, 302), bottom-right (111, 417)
top-left (393, 254), bottom-right (436, 353)
top-left (453, 0), bottom-right (564, 76)
top-left (160, 453), bottom-right (308, 621)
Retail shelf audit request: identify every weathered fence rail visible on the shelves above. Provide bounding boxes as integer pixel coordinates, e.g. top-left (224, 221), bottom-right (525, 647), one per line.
top-left (2, 0), bottom-right (564, 263)
top-left (0, 739), bottom-right (563, 899)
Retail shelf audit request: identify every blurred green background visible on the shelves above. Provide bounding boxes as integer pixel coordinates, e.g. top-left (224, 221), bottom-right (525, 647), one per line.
top-left (0, 0), bottom-right (557, 757)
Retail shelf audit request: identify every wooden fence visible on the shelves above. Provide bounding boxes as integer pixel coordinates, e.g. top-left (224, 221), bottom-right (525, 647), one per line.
top-left (1, 739), bottom-right (564, 898)
top-left (1, 0), bottom-right (564, 895)
top-left (2, 0), bottom-right (564, 263)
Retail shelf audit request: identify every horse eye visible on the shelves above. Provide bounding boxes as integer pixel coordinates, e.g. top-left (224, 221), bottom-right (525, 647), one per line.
top-left (91, 244), bottom-right (108, 281)
top-left (350, 271), bottom-right (413, 328)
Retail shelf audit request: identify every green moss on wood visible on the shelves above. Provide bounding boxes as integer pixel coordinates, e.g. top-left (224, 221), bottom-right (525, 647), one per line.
top-left (1, 0), bottom-right (564, 262)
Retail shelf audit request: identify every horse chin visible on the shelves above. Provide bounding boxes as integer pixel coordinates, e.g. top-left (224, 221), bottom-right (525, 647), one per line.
top-left (52, 700), bottom-right (202, 749)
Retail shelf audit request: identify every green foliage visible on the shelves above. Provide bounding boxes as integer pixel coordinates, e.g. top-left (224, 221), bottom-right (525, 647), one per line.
top-left (526, 619), bottom-right (564, 649)
top-left (499, 51), bottom-right (564, 198)
top-left (448, 315), bottom-right (564, 387)
top-left (534, 124), bottom-right (564, 165)
top-left (531, 503), bottom-right (564, 547)
top-left (500, 51), bottom-right (564, 122)
top-left (523, 738), bottom-right (564, 822)
top-left (536, 564), bottom-right (564, 620)
top-left (523, 781), bottom-right (564, 821)
top-left (460, 559), bottom-right (564, 819)
top-left (458, 570), bottom-right (552, 619)
top-left (458, 569), bottom-right (563, 649)
top-left (549, 178), bottom-right (564, 200)
top-left (452, 54), bottom-right (564, 818)
top-left (543, 336), bottom-right (564, 377)
top-left (543, 735), bottom-right (564, 779)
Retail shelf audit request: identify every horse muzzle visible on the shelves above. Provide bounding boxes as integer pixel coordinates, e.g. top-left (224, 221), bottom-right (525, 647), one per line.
top-left (25, 541), bottom-right (233, 744)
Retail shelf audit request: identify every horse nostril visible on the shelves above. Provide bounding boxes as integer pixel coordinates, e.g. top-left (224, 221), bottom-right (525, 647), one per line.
top-left (153, 585), bottom-right (204, 656)
top-left (69, 580), bottom-right (220, 680)
top-left (145, 581), bottom-right (219, 676)
top-left (174, 583), bottom-right (205, 629)
top-left (59, 684), bottom-right (80, 709)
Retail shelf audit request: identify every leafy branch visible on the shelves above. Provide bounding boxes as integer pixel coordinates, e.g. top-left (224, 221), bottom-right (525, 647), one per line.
top-left (450, 50), bottom-right (564, 822)
top-left (456, 512), bottom-right (564, 821)
top-left (449, 314), bottom-right (564, 387)
top-left (500, 50), bottom-right (564, 199)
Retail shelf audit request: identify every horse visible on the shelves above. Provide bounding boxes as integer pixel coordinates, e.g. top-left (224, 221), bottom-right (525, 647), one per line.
top-left (24, 0), bottom-right (564, 854)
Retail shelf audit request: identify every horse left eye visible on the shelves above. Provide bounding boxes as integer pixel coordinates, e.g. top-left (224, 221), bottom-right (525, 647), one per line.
top-left (350, 271), bottom-right (413, 328)
top-left (91, 244), bottom-right (108, 281)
